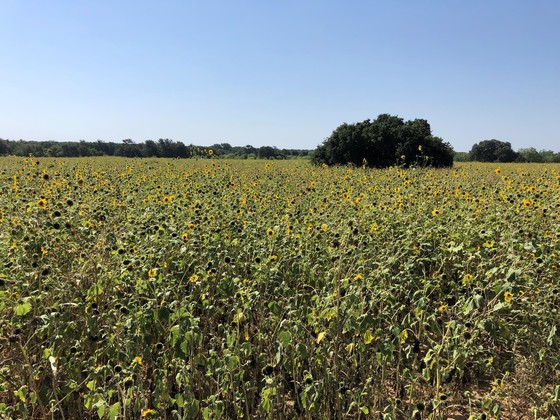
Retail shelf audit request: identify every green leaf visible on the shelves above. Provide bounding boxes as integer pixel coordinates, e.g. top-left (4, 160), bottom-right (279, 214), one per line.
top-left (94, 400), bottom-right (105, 418)
top-left (180, 339), bottom-right (189, 355)
top-left (278, 331), bottom-right (292, 348)
top-left (423, 349), bottom-right (434, 363)
top-left (450, 243), bottom-right (463, 253)
top-left (187, 399), bottom-right (200, 418)
top-left (86, 380), bottom-right (96, 391)
top-left (296, 343), bottom-right (308, 361)
top-left (492, 302), bottom-right (505, 312)
top-left (485, 267), bottom-right (500, 278)
top-left (15, 386), bottom-right (27, 402)
top-left (14, 301), bottom-right (32, 316)
top-left (362, 329), bottom-right (375, 345)
top-left (506, 268), bottom-right (520, 282)
top-left (175, 394), bottom-right (185, 408)
top-left (170, 325), bottom-right (180, 347)
top-left (473, 294), bottom-right (484, 308)
top-left (43, 347), bottom-right (53, 359)
top-left (108, 402), bottom-right (120, 420)
top-left (320, 307), bottom-right (337, 321)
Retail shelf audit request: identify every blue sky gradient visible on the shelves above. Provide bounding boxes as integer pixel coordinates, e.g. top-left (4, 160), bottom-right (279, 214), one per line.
top-left (1, 1), bottom-right (559, 151)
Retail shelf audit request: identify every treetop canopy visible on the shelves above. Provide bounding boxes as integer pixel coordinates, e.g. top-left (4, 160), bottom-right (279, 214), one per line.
top-left (312, 114), bottom-right (454, 168)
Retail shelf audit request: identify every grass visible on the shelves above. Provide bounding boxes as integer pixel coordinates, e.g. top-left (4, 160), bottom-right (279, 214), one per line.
top-left (1, 157), bottom-right (559, 419)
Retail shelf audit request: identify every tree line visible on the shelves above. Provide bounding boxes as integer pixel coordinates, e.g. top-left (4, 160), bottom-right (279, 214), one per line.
top-left (2, 120), bottom-right (557, 165)
top-left (455, 139), bottom-right (560, 163)
top-left (0, 138), bottom-right (310, 160)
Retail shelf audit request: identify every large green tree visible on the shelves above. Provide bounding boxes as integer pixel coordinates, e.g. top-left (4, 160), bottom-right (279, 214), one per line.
top-left (312, 114), bottom-right (454, 167)
top-left (468, 139), bottom-right (518, 162)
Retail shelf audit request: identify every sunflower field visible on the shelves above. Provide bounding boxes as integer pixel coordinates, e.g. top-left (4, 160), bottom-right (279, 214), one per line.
top-left (1, 157), bottom-right (559, 419)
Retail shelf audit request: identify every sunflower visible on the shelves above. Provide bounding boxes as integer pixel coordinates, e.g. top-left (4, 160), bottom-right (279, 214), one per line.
top-left (189, 274), bottom-right (199, 283)
top-left (504, 291), bottom-right (513, 303)
top-left (141, 409), bottom-right (155, 417)
top-left (148, 268), bottom-right (157, 278)
top-left (431, 208), bottom-right (441, 216)
top-left (266, 228), bottom-right (274, 237)
top-left (353, 273), bottom-right (363, 281)
top-left (37, 198), bottom-right (47, 208)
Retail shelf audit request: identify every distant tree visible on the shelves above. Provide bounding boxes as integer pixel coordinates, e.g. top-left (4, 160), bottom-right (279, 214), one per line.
top-left (0, 139), bottom-right (10, 155)
top-left (258, 146), bottom-right (284, 159)
top-left (244, 145), bottom-right (256, 154)
top-left (453, 151), bottom-right (470, 162)
top-left (96, 140), bottom-right (117, 156)
top-left (173, 141), bottom-right (190, 158)
top-left (517, 148), bottom-right (560, 163)
top-left (312, 114), bottom-right (454, 167)
top-left (212, 143), bottom-right (233, 154)
top-left (539, 150), bottom-right (560, 163)
top-left (469, 139), bottom-right (518, 162)
top-left (116, 139), bottom-right (141, 157)
top-left (0, 138), bottom-right (313, 159)
top-left (77, 140), bottom-right (97, 157)
top-left (143, 140), bottom-right (161, 157)
top-left (157, 139), bottom-right (175, 158)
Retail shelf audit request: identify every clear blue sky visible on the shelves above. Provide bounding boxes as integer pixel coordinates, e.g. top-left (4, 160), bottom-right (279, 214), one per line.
top-left (1, 1), bottom-right (559, 152)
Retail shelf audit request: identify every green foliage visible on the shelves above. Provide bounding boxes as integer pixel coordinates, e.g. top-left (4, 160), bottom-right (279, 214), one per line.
top-left (517, 147), bottom-right (560, 163)
top-left (469, 139), bottom-right (518, 162)
top-left (312, 114), bottom-right (455, 168)
top-left (453, 151), bottom-right (470, 162)
top-left (0, 138), bottom-right (310, 160)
